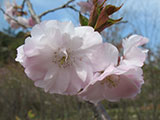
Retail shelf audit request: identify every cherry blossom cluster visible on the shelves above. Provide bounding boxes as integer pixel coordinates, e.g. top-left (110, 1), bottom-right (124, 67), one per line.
top-left (4, 0), bottom-right (35, 29)
top-left (16, 20), bottom-right (148, 103)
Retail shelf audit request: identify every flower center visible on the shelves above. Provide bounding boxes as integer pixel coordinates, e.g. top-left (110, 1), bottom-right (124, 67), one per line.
top-left (52, 48), bottom-right (73, 68)
top-left (59, 56), bottom-right (66, 65)
top-left (101, 75), bottom-right (120, 88)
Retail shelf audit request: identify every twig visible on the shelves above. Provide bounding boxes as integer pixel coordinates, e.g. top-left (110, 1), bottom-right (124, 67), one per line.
top-left (67, 5), bottom-right (79, 12)
top-left (39, 0), bottom-right (78, 18)
top-left (87, 101), bottom-right (111, 120)
top-left (21, 0), bottom-right (26, 11)
top-left (26, 0), bottom-right (40, 23)
top-left (87, 102), bottom-right (100, 120)
top-left (0, 7), bottom-right (27, 29)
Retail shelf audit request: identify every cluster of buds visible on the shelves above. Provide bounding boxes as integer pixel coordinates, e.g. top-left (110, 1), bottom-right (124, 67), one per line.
top-left (78, 0), bottom-right (122, 32)
top-left (4, 0), bottom-right (36, 29)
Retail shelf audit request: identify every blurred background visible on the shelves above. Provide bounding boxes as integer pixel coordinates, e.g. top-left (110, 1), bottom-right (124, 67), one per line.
top-left (0, 0), bottom-right (160, 120)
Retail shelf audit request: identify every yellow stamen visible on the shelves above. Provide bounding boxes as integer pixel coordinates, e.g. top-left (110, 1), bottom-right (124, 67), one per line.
top-left (101, 75), bottom-right (120, 88)
top-left (59, 56), bottom-right (66, 65)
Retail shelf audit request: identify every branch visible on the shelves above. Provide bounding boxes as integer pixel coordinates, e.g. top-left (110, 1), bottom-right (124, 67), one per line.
top-left (95, 102), bottom-right (111, 120)
top-left (39, 0), bottom-right (78, 18)
top-left (26, 0), bottom-right (40, 23)
top-left (87, 102), bottom-right (111, 120)
top-left (21, 0), bottom-right (26, 11)
top-left (67, 5), bottom-right (79, 12)
top-left (0, 7), bottom-right (27, 29)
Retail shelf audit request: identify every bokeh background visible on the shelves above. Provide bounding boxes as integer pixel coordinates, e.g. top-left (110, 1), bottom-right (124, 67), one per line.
top-left (0, 0), bottom-right (160, 120)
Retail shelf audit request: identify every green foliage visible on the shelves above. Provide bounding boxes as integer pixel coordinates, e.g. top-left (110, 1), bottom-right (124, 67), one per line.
top-left (0, 64), bottom-right (95, 120)
top-left (0, 62), bottom-right (160, 120)
top-left (0, 32), bottom-right (26, 65)
top-left (79, 13), bottom-right (89, 26)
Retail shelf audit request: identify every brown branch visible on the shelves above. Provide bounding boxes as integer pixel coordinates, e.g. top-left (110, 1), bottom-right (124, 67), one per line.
top-left (0, 7), bottom-right (27, 29)
top-left (39, 0), bottom-right (78, 18)
top-left (95, 102), bottom-right (111, 120)
top-left (26, 0), bottom-right (40, 23)
top-left (67, 5), bottom-right (79, 12)
top-left (21, 0), bottom-right (26, 11)
top-left (87, 101), bottom-right (111, 120)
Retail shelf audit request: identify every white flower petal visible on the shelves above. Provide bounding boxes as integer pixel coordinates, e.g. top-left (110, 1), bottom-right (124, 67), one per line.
top-left (75, 26), bottom-right (103, 49)
top-left (74, 61), bottom-right (88, 82)
top-left (90, 43), bottom-right (119, 71)
top-left (122, 34), bottom-right (149, 67)
top-left (15, 45), bottom-right (25, 64)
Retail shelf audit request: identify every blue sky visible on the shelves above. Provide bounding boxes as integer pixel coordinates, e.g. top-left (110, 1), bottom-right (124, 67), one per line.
top-left (0, 0), bottom-right (160, 49)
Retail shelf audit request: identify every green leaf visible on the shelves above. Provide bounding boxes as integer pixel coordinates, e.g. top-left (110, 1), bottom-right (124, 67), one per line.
top-left (27, 110), bottom-right (35, 119)
top-left (79, 13), bottom-right (89, 26)
top-left (15, 116), bottom-right (21, 120)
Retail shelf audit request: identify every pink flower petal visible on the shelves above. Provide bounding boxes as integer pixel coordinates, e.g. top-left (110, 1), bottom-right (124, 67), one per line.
top-left (121, 35), bottom-right (149, 67)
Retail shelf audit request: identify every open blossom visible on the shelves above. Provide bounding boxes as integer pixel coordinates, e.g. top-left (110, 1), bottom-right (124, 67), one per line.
top-left (28, 17), bottom-right (36, 27)
top-left (6, 16), bottom-right (36, 29)
top-left (10, 19), bottom-right (19, 29)
top-left (79, 35), bottom-right (148, 103)
top-left (79, 65), bottom-right (144, 103)
top-left (77, 0), bottom-right (104, 13)
top-left (17, 17), bottom-right (36, 27)
top-left (4, 0), bottom-right (35, 29)
top-left (16, 20), bottom-right (103, 95)
top-left (4, 0), bottom-right (17, 23)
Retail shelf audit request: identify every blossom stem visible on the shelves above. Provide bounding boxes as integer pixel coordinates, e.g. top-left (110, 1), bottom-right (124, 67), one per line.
top-left (88, 102), bottom-right (111, 120)
top-left (95, 102), bottom-right (111, 120)
top-left (21, 0), bottom-right (26, 11)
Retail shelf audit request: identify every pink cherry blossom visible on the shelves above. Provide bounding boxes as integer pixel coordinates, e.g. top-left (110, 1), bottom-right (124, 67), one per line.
top-left (79, 35), bottom-right (148, 103)
top-left (4, 0), bottom-right (17, 23)
top-left (77, 0), bottom-right (104, 13)
top-left (10, 19), bottom-right (19, 29)
top-left (28, 17), bottom-right (36, 27)
top-left (4, 0), bottom-right (35, 29)
top-left (79, 65), bottom-right (144, 103)
top-left (5, 16), bottom-right (35, 29)
top-left (16, 20), bottom-right (103, 95)
top-left (8, 17), bottom-right (28, 29)
top-left (17, 17), bottom-right (36, 28)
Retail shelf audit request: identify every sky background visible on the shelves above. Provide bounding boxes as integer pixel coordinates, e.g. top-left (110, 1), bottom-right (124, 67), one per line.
top-left (0, 0), bottom-right (160, 50)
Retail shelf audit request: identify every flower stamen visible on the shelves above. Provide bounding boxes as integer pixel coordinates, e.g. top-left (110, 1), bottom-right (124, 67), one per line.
top-left (52, 49), bottom-right (74, 68)
top-left (101, 75), bottom-right (120, 88)
top-left (59, 56), bottom-right (66, 65)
